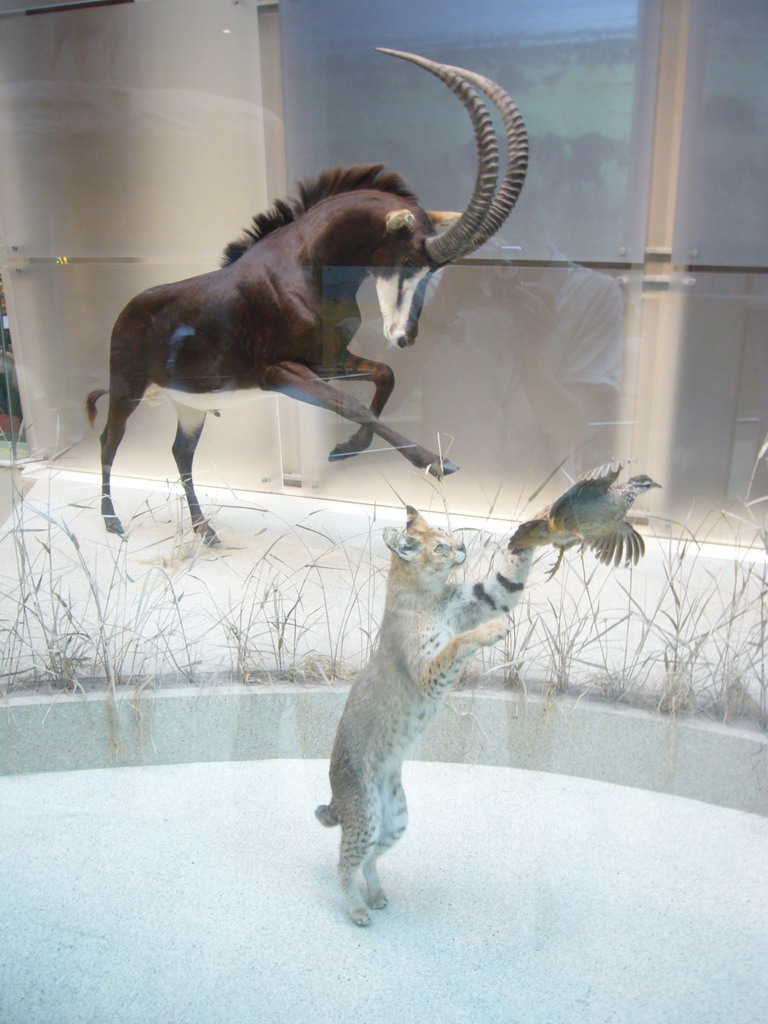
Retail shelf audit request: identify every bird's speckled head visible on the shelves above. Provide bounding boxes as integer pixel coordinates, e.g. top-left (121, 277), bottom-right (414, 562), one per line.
top-left (626, 475), bottom-right (662, 492)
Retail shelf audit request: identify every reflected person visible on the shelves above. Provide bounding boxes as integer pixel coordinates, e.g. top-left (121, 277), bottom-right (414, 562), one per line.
top-left (413, 246), bottom-right (626, 486)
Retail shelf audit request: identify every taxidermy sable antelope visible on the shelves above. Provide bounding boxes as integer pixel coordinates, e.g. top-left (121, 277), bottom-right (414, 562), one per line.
top-left (86, 48), bottom-right (528, 545)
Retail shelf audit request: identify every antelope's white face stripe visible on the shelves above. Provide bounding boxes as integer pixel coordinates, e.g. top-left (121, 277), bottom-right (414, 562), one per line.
top-left (374, 267), bottom-right (432, 348)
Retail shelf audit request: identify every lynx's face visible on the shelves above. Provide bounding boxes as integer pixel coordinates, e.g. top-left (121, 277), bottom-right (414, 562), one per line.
top-left (383, 506), bottom-right (466, 588)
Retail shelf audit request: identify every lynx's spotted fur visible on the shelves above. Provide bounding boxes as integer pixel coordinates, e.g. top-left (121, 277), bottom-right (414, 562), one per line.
top-left (316, 506), bottom-right (533, 926)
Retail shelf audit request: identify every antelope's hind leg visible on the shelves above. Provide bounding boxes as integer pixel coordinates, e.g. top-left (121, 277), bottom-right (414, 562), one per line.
top-left (97, 391), bottom-right (141, 537)
top-left (171, 403), bottom-right (219, 546)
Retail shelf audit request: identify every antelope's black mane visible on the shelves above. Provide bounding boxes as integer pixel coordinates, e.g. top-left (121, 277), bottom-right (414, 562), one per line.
top-left (221, 163), bottom-right (419, 266)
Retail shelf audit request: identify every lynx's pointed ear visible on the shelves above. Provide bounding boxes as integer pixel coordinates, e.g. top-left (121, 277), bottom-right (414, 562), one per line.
top-left (427, 211), bottom-right (462, 230)
top-left (405, 505), bottom-right (430, 534)
top-left (383, 527), bottom-right (423, 562)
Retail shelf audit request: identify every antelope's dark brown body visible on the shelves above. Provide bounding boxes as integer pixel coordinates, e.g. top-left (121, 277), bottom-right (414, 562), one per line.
top-left (87, 50), bottom-right (528, 544)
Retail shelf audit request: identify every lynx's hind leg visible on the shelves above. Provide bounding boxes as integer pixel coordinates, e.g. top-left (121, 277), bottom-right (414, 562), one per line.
top-left (363, 771), bottom-right (409, 911)
top-left (362, 857), bottom-right (387, 911)
top-left (336, 785), bottom-right (382, 926)
top-left (377, 771), bottom-right (408, 856)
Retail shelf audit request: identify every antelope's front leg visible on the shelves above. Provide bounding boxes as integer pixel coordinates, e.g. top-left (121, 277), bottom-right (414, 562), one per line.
top-left (262, 360), bottom-right (458, 476)
top-left (327, 354), bottom-right (395, 461)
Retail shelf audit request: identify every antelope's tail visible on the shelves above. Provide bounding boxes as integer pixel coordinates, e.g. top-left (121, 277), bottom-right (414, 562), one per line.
top-left (315, 803), bottom-right (339, 828)
top-left (86, 389), bottom-right (109, 427)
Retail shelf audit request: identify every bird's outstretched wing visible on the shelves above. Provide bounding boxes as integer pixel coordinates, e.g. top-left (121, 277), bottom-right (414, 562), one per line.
top-left (579, 456), bottom-right (638, 483)
top-left (590, 521), bottom-right (646, 567)
top-left (547, 457), bottom-right (639, 525)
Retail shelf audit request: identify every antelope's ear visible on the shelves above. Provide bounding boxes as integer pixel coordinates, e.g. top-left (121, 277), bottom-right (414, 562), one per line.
top-left (385, 209), bottom-right (416, 234)
top-left (427, 210), bottom-right (462, 230)
top-left (383, 527), bottom-right (423, 562)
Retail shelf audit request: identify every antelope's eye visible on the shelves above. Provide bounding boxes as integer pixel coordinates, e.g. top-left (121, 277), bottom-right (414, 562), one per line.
top-left (435, 543), bottom-right (452, 554)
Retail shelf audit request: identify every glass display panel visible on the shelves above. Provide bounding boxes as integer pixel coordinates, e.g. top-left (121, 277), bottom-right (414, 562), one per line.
top-left (658, 271), bottom-right (768, 534)
top-left (672, 0), bottom-right (768, 267)
top-left (0, 0), bottom-right (282, 490)
top-left (3, 259), bottom-right (284, 489)
top-left (279, 0), bottom-right (659, 264)
top-left (0, 0), bottom-right (266, 260)
top-left (302, 261), bottom-right (643, 521)
top-left (0, 7), bottom-right (765, 1018)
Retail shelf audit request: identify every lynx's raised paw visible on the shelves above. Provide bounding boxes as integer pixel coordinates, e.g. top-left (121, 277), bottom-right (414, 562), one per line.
top-left (469, 618), bottom-right (508, 648)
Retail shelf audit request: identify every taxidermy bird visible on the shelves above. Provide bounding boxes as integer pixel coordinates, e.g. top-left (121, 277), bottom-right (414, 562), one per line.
top-left (510, 459), bottom-right (661, 578)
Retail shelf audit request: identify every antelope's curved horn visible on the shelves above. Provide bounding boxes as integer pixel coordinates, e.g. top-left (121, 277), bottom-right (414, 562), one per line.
top-left (377, 48), bottom-right (527, 265)
top-left (377, 48), bottom-right (500, 266)
top-left (442, 65), bottom-right (528, 255)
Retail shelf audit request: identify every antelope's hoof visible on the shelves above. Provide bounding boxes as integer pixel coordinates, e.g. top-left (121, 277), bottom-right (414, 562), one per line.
top-left (328, 441), bottom-right (361, 462)
top-left (104, 516), bottom-right (125, 538)
top-left (428, 458), bottom-right (459, 479)
top-left (194, 521), bottom-right (220, 547)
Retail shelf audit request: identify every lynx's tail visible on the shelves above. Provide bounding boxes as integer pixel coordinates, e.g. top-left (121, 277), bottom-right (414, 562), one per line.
top-left (315, 803), bottom-right (339, 827)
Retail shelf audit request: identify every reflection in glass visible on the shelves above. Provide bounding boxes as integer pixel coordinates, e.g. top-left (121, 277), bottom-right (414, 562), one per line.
top-left (673, 0), bottom-right (768, 267)
top-left (415, 255), bottom-right (626, 479)
top-left (317, 256), bottom-right (634, 516)
top-left (0, 278), bottom-right (26, 459)
top-left (280, 0), bottom-right (658, 263)
top-left (663, 272), bottom-right (768, 526)
top-left (0, 1), bottom-right (266, 260)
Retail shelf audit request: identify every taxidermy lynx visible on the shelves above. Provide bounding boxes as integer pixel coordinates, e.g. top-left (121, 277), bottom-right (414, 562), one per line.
top-left (315, 506), bottom-right (533, 925)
